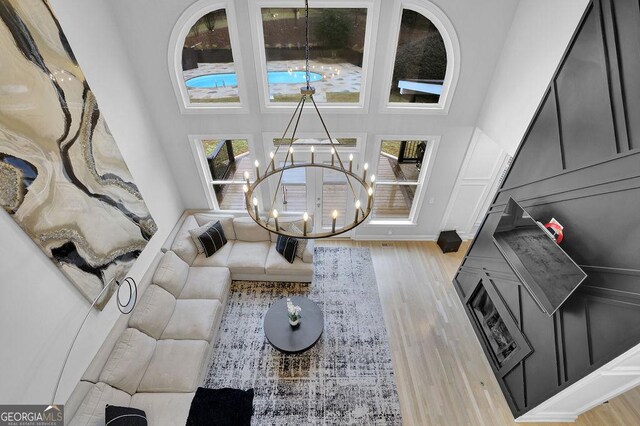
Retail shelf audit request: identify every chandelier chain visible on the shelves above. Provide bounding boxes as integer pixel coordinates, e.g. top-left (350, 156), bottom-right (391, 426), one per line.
top-left (267, 95), bottom-right (305, 172)
top-left (266, 97), bottom-right (306, 227)
top-left (247, 0), bottom-right (373, 237)
top-left (305, 0), bottom-right (311, 89)
top-left (309, 96), bottom-right (364, 214)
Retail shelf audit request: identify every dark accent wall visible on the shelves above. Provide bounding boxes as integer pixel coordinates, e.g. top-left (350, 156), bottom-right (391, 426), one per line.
top-left (454, 0), bottom-right (640, 417)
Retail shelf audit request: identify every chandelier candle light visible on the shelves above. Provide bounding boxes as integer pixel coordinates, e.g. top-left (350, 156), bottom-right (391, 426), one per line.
top-left (243, 0), bottom-right (374, 239)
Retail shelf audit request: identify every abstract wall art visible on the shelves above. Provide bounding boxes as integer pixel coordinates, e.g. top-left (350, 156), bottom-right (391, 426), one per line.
top-left (0, 0), bottom-right (156, 309)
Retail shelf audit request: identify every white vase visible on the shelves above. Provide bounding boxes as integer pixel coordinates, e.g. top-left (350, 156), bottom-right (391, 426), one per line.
top-left (289, 317), bottom-right (299, 326)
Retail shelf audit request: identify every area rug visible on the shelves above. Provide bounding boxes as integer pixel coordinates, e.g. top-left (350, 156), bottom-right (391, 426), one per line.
top-left (203, 247), bottom-right (402, 425)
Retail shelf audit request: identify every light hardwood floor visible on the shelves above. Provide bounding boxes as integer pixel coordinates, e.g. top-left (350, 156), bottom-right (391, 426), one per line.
top-left (317, 240), bottom-right (640, 426)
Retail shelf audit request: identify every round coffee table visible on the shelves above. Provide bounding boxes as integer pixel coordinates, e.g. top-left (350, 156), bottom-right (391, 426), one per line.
top-left (264, 296), bottom-right (324, 354)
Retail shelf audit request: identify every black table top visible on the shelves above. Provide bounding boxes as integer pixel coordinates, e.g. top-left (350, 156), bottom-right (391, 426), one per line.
top-left (263, 296), bottom-right (324, 354)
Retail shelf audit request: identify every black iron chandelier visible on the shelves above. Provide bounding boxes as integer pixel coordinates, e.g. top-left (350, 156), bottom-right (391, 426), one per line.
top-left (244, 0), bottom-right (374, 239)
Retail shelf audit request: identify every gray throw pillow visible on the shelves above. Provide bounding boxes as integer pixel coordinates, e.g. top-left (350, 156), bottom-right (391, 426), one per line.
top-left (288, 224), bottom-right (308, 260)
top-left (189, 221), bottom-right (215, 254)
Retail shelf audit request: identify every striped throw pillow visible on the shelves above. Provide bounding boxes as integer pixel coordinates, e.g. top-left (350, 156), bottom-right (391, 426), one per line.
top-left (276, 235), bottom-right (298, 264)
top-left (197, 221), bottom-right (227, 258)
top-left (105, 405), bottom-right (147, 425)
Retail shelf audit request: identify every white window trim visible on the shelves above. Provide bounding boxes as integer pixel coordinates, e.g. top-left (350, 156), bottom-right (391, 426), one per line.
top-left (169, 0), bottom-right (250, 114)
top-left (248, 0), bottom-right (380, 114)
top-left (261, 131), bottom-right (366, 155)
top-left (189, 134), bottom-right (256, 210)
top-left (367, 134), bottom-right (440, 225)
top-left (379, 0), bottom-right (460, 115)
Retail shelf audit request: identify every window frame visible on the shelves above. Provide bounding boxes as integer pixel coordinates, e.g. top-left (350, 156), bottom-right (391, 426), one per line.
top-left (248, 0), bottom-right (380, 114)
top-left (368, 135), bottom-right (440, 225)
top-left (169, 0), bottom-right (250, 114)
top-left (380, 0), bottom-right (460, 115)
top-left (190, 134), bottom-right (257, 211)
top-left (261, 131), bottom-right (365, 154)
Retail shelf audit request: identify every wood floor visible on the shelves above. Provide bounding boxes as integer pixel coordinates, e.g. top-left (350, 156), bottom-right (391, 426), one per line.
top-left (317, 240), bottom-right (640, 426)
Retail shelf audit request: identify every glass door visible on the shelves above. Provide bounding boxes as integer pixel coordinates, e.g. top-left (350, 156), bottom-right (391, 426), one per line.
top-left (266, 157), bottom-right (308, 216)
top-left (310, 150), bottom-right (359, 236)
top-left (264, 142), bottom-right (360, 237)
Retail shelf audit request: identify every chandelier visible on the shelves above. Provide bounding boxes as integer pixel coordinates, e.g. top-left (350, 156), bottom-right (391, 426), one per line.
top-left (244, 0), bottom-right (374, 239)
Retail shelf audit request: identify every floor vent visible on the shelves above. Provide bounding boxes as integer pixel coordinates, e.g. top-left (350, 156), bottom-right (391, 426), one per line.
top-left (381, 243), bottom-right (394, 247)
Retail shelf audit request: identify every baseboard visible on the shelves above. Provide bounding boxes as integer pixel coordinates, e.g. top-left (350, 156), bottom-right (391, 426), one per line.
top-left (353, 234), bottom-right (438, 241)
top-left (458, 232), bottom-right (476, 240)
top-left (516, 412), bottom-right (578, 423)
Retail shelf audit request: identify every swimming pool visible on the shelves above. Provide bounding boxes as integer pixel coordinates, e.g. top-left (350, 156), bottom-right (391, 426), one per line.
top-left (186, 71), bottom-right (323, 88)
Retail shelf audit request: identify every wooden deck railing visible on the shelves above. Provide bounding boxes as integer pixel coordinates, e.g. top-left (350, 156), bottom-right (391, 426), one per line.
top-left (207, 140), bottom-right (235, 195)
top-left (398, 140), bottom-right (426, 166)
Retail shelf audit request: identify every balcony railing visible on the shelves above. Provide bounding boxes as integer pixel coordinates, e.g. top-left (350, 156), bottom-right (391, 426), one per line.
top-left (207, 140), bottom-right (236, 195)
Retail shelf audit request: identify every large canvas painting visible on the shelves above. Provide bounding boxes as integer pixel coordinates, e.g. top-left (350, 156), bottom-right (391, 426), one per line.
top-left (0, 0), bottom-right (157, 309)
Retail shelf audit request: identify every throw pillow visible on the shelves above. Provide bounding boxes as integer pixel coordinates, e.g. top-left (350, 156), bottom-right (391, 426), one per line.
top-left (288, 224), bottom-right (308, 260)
top-left (187, 387), bottom-right (254, 426)
top-left (276, 234), bottom-right (298, 263)
top-left (197, 221), bottom-right (227, 258)
top-left (188, 221), bottom-right (216, 254)
top-left (105, 405), bottom-right (147, 425)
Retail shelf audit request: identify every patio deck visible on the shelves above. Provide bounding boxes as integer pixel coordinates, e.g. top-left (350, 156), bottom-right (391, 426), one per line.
top-left (216, 153), bottom-right (417, 223)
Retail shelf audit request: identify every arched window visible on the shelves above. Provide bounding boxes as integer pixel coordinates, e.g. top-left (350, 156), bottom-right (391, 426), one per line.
top-left (169, 1), bottom-right (246, 111)
top-left (385, 2), bottom-right (459, 111)
top-left (182, 9), bottom-right (239, 103)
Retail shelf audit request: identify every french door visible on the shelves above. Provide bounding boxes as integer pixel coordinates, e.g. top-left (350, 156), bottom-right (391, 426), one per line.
top-left (270, 148), bottom-right (360, 236)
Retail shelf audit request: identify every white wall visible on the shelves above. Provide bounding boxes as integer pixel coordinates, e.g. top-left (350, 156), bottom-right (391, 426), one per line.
top-left (440, 128), bottom-right (509, 239)
top-left (0, 0), bottom-right (185, 404)
top-left (103, 0), bottom-right (520, 240)
top-left (477, 0), bottom-right (590, 155)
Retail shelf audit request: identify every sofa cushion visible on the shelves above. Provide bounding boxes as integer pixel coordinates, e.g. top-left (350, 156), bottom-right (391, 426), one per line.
top-left (197, 221), bottom-right (228, 258)
top-left (69, 382), bottom-right (131, 426)
top-left (153, 251), bottom-right (189, 297)
top-left (130, 393), bottom-right (194, 426)
top-left (170, 215), bottom-right (199, 265)
top-left (192, 240), bottom-right (234, 268)
top-left (138, 339), bottom-right (209, 393)
top-left (227, 241), bottom-right (270, 274)
top-left (180, 267), bottom-right (231, 301)
top-left (128, 285), bottom-right (176, 339)
top-left (265, 243), bottom-right (314, 276)
top-left (233, 217), bottom-right (270, 242)
top-left (193, 213), bottom-right (236, 240)
top-left (161, 299), bottom-right (222, 342)
top-left (99, 328), bottom-right (156, 395)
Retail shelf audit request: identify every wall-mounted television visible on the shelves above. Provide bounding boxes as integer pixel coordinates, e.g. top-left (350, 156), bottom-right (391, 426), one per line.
top-left (492, 198), bottom-right (587, 316)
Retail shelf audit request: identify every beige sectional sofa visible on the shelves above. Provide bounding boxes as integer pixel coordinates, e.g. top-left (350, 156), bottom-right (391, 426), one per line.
top-left (169, 212), bottom-right (314, 282)
top-left (65, 212), bottom-right (314, 425)
top-left (65, 251), bottom-right (231, 425)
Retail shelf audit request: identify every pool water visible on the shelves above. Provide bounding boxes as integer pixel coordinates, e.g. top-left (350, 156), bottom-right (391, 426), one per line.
top-left (186, 71), bottom-right (323, 88)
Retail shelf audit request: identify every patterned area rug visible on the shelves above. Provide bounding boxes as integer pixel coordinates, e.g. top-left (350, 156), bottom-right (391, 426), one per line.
top-left (203, 247), bottom-right (402, 425)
